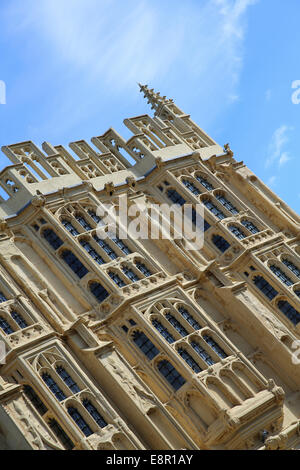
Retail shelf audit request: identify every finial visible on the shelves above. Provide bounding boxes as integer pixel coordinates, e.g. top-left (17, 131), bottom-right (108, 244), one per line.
top-left (138, 83), bottom-right (173, 111)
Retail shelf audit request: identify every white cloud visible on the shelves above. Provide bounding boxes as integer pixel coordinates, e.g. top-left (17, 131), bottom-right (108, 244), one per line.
top-left (267, 175), bottom-right (277, 188)
top-left (266, 125), bottom-right (293, 168)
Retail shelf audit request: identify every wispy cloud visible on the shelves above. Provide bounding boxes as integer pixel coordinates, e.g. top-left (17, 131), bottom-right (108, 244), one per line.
top-left (266, 125), bottom-right (294, 168)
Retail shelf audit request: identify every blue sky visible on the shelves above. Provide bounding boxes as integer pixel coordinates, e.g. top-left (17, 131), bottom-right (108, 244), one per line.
top-left (0, 0), bottom-right (299, 214)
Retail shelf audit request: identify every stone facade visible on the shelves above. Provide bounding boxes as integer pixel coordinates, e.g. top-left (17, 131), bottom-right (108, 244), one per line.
top-left (0, 85), bottom-right (299, 450)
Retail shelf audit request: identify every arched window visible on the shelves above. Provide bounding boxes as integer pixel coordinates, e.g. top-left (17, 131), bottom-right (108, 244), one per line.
top-left (0, 317), bottom-right (14, 335)
top-left (132, 330), bottom-right (159, 360)
top-left (282, 259), bottom-right (300, 279)
top-left (269, 265), bottom-right (293, 286)
top-left (75, 215), bottom-right (92, 231)
top-left (79, 240), bottom-right (105, 265)
top-left (152, 319), bottom-right (175, 344)
top-left (93, 235), bottom-right (118, 260)
top-left (24, 385), bottom-right (48, 416)
top-left (82, 399), bottom-right (107, 428)
top-left (165, 313), bottom-right (188, 337)
top-left (108, 271), bottom-right (126, 287)
top-left (112, 237), bottom-right (132, 255)
top-left (61, 250), bottom-right (88, 278)
top-left (61, 220), bottom-right (79, 236)
top-left (195, 175), bottom-right (213, 191)
top-left (0, 292), bottom-right (7, 303)
top-left (202, 199), bottom-right (226, 220)
top-left (191, 341), bottom-right (215, 365)
top-left (48, 418), bottom-right (74, 450)
top-left (157, 360), bottom-right (186, 391)
top-left (212, 234), bottom-right (230, 253)
top-left (177, 348), bottom-right (202, 373)
top-left (11, 311), bottom-right (28, 329)
top-left (41, 373), bottom-right (66, 401)
top-left (67, 407), bottom-right (93, 437)
top-left (228, 225), bottom-right (246, 240)
top-left (135, 262), bottom-right (152, 277)
top-left (277, 300), bottom-right (300, 325)
top-left (122, 267), bottom-right (140, 282)
top-left (56, 366), bottom-right (80, 394)
top-left (203, 335), bottom-right (227, 359)
top-left (167, 189), bottom-right (186, 206)
top-left (253, 276), bottom-right (278, 300)
top-left (42, 229), bottom-right (64, 250)
top-left (241, 220), bottom-right (260, 234)
top-left (182, 179), bottom-right (201, 195)
top-left (215, 194), bottom-right (239, 214)
top-left (177, 306), bottom-right (202, 330)
top-left (89, 282), bottom-right (109, 303)
top-left (87, 209), bottom-right (102, 224)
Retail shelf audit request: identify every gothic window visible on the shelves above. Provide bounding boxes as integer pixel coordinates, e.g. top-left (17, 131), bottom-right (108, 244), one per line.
top-left (167, 189), bottom-right (186, 206)
top-left (61, 250), bottom-right (89, 278)
top-left (177, 306), bottom-right (202, 330)
top-left (108, 271), bottom-right (126, 287)
top-left (215, 194), bottom-right (239, 214)
top-left (79, 240), bottom-right (105, 265)
top-left (122, 267), bottom-right (140, 282)
top-left (0, 292), bottom-right (7, 303)
top-left (282, 259), bottom-right (300, 279)
top-left (269, 265), bottom-right (293, 287)
top-left (165, 313), bottom-right (188, 337)
top-left (277, 300), bottom-right (300, 325)
top-left (0, 317), bottom-right (14, 335)
top-left (212, 234), bottom-right (230, 253)
top-left (93, 235), bottom-right (118, 260)
top-left (87, 209), bottom-right (102, 224)
top-left (132, 330), bottom-right (159, 360)
top-left (56, 366), bottom-right (80, 394)
top-left (135, 262), bottom-right (152, 277)
top-left (11, 311), bottom-right (28, 329)
top-left (195, 175), bottom-right (214, 191)
top-left (182, 179), bottom-right (201, 195)
top-left (67, 407), bottom-right (93, 437)
top-left (177, 348), bottom-right (202, 373)
top-left (191, 341), bottom-right (215, 366)
top-left (228, 225), bottom-right (246, 240)
top-left (48, 418), bottom-right (74, 450)
top-left (152, 319), bottom-right (175, 344)
top-left (82, 399), bottom-right (107, 428)
top-left (157, 360), bottom-right (186, 391)
top-left (112, 237), bottom-right (132, 255)
top-left (41, 373), bottom-right (66, 401)
top-left (203, 335), bottom-right (227, 359)
top-left (89, 282), bottom-right (109, 303)
top-left (75, 214), bottom-right (92, 232)
top-left (241, 220), bottom-right (260, 234)
top-left (42, 229), bottom-right (64, 250)
top-left (202, 199), bottom-right (226, 220)
top-left (61, 220), bottom-right (79, 236)
top-left (191, 208), bottom-right (210, 232)
top-left (24, 385), bottom-right (48, 416)
top-left (253, 276), bottom-right (278, 300)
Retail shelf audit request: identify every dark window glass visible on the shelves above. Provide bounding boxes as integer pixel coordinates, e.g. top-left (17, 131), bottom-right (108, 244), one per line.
top-left (56, 366), bottom-right (80, 394)
top-left (11, 311), bottom-right (28, 329)
top-left (203, 335), bottom-right (227, 358)
top-left (177, 348), bottom-right (202, 373)
top-left (167, 189), bottom-right (186, 206)
top-left (212, 235), bottom-right (230, 253)
top-left (42, 229), bottom-right (64, 250)
top-left (79, 240), bottom-right (105, 265)
top-left (24, 385), bottom-right (47, 416)
top-left (89, 282), bottom-right (109, 303)
top-left (253, 276), bottom-right (278, 300)
top-left (132, 330), bottom-right (159, 360)
top-left (152, 319), bottom-right (175, 344)
top-left (182, 179), bottom-right (201, 195)
top-left (191, 208), bottom-right (210, 232)
top-left (67, 407), bottom-right (93, 437)
top-left (191, 341), bottom-right (215, 365)
top-left (93, 235), bottom-right (118, 260)
top-left (270, 265), bottom-right (293, 286)
top-left (277, 300), bottom-right (300, 325)
top-left (108, 271), bottom-right (126, 287)
top-left (87, 209), bottom-right (102, 224)
top-left (202, 199), bottom-right (226, 220)
top-left (112, 238), bottom-right (132, 255)
top-left (282, 259), bottom-right (300, 279)
top-left (61, 250), bottom-right (88, 278)
top-left (165, 313), bottom-right (188, 337)
top-left (48, 418), bottom-right (74, 450)
top-left (195, 175), bottom-right (213, 191)
top-left (122, 267), bottom-right (140, 282)
top-left (82, 400), bottom-right (107, 428)
top-left (177, 306), bottom-right (202, 330)
top-left (61, 220), bottom-right (79, 236)
top-left (0, 292), bottom-right (7, 303)
top-left (157, 360), bottom-right (186, 391)
top-left (75, 215), bottom-right (92, 231)
top-left (215, 194), bottom-right (239, 214)
top-left (241, 220), bottom-right (260, 234)
top-left (42, 373), bottom-right (66, 401)
top-left (0, 317), bottom-right (14, 334)
top-left (228, 225), bottom-right (246, 240)
top-left (295, 290), bottom-right (300, 298)
top-left (135, 262), bottom-right (152, 277)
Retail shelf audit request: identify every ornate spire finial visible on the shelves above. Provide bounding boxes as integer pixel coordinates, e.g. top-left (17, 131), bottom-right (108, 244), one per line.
top-left (138, 83), bottom-right (173, 111)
